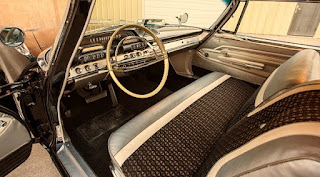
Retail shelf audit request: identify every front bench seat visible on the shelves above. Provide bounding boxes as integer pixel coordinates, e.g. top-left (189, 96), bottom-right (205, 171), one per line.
top-left (108, 49), bottom-right (320, 176)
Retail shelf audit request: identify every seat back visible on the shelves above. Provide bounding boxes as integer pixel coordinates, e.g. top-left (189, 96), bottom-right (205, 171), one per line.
top-left (197, 49), bottom-right (320, 177)
top-left (255, 49), bottom-right (320, 107)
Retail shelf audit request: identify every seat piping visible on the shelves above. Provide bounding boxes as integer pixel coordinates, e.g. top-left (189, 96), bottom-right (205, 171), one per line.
top-left (114, 75), bottom-right (231, 166)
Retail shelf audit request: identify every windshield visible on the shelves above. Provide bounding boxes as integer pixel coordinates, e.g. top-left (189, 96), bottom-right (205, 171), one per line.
top-left (87, 0), bottom-right (231, 32)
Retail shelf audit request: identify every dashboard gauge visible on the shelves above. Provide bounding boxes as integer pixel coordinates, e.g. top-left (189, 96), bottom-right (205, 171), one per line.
top-left (81, 45), bottom-right (104, 53)
top-left (81, 31), bottom-right (135, 46)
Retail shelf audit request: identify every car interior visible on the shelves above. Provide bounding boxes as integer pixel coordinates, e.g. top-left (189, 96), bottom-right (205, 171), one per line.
top-left (1, 0), bottom-right (319, 176)
top-left (53, 19), bottom-right (320, 176)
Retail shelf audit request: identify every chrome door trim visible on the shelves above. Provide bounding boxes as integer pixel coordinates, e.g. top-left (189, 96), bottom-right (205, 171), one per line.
top-left (57, 142), bottom-right (97, 177)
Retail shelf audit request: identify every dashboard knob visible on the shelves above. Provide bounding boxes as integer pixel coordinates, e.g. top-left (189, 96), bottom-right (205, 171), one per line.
top-left (75, 68), bottom-right (82, 74)
top-left (85, 65), bottom-right (91, 71)
top-left (130, 53), bottom-right (136, 58)
top-left (93, 63), bottom-right (99, 69)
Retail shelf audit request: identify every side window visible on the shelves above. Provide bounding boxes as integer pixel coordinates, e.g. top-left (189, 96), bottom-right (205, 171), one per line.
top-left (222, 1), bottom-right (247, 33)
top-left (222, 1), bottom-right (320, 46)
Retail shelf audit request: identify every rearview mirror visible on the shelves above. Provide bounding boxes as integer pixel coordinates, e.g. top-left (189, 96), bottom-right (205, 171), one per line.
top-left (176, 13), bottom-right (189, 26)
top-left (180, 13), bottom-right (189, 24)
top-left (0, 27), bottom-right (25, 47)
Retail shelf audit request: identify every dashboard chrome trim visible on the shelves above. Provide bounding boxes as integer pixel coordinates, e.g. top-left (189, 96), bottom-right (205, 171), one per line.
top-left (143, 28), bottom-right (202, 41)
top-left (68, 33), bottom-right (201, 89)
top-left (164, 36), bottom-right (200, 53)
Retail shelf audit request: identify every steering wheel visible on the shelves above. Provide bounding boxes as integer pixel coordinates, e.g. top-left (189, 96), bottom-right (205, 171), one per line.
top-left (106, 24), bottom-right (169, 99)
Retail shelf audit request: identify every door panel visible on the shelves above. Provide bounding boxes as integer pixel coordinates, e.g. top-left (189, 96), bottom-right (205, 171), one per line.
top-left (193, 34), bottom-right (302, 85)
top-left (0, 107), bottom-right (32, 177)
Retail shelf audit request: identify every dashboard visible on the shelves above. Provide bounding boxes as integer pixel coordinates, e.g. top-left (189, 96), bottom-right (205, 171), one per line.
top-left (58, 27), bottom-right (204, 90)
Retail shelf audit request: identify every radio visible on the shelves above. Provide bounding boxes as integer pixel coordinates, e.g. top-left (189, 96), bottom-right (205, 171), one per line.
top-left (79, 50), bottom-right (107, 63)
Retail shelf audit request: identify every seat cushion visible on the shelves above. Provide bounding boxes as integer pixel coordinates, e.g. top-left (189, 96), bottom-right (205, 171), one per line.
top-left (108, 72), bottom-right (257, 176)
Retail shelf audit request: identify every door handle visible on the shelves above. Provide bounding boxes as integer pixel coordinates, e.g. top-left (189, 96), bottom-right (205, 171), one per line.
top-left (244, 63), bottom-right (264, 70)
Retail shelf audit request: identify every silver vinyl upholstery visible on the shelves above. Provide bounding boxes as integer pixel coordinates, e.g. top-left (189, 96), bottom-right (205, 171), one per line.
top-left (109, 72), bottom-right (228, 169)
top-left (255, 49), bottom-right (320, 107)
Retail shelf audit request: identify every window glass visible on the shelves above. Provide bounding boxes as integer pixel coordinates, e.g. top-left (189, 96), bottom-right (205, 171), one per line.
top-left (88, 0), bottom-right (231, 31)
top-left (222, 1), bottom-right (320, 46)
top-left (222, 1), bottom-right (246, 33)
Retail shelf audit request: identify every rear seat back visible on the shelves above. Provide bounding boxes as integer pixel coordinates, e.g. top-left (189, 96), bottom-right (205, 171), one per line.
top-left (255, 49), bottom-right (320, 107)
top-left (200, 84), bottom-right (320, 177)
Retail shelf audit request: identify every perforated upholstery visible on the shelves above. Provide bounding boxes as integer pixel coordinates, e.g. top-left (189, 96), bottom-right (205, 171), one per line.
top-left (121, 78), bottom-right (257, 176)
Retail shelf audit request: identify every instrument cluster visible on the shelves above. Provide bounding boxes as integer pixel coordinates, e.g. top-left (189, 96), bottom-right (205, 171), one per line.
top-left (67, 30), bottom-right (152, 89)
